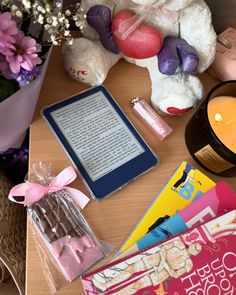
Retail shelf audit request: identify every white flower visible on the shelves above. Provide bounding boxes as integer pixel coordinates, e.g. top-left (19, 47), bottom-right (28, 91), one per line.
top-left (11, 4), bottom-right (18, 11)
top-left (38, 14), bottom-right (44, 24)
top-left (65, 10), bottom-right (71, 16)
top-left (75, 21), bottom-right (80, 27)
top-left (67, 39), bottom-right (74, 45)
top-left (22, 0), bottom-right (31, 9)
top-left (37, 6), bottom-right (46, 14)
top-left (58, 16), bottom-right (65, 23)
top-left (44, 24), bottom-right (50, 30)
top-left (47, 28), bottom-right (54, 34)
top-left (16, 10), bottom-right (23, 18)
top-left (51, 35), bottom-right (56, 42)
top-left (64, 30), bottom-right (70, 37)
top-left (52, 19), bottom-right (58, 27)
top-left (1, 0), bottom-right (85, 46)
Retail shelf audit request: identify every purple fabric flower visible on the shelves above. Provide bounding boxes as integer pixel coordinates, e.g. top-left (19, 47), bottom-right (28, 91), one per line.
top-left (0, 12), bottom-right (19, 56)
top-left (11, 66), bottom-right (41, 86)
top-left (5, 31), bottom-right (42, 74)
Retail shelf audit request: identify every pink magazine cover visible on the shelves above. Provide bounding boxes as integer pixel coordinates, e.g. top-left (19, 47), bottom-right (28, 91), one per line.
top-left (134, 181), bottom-right (236, 251)
top-left (81, 210), bottom-right (236, 295)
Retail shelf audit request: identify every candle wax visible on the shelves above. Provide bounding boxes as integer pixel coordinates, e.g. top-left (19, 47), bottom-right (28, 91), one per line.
top-left (208, 96), bottom-right (236, 153)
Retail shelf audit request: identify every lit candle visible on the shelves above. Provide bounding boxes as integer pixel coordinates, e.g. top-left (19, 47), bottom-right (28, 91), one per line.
top-left (185, 81), bottom-right (236, 175)
top-left (208, 96), bottom-right (236, 153)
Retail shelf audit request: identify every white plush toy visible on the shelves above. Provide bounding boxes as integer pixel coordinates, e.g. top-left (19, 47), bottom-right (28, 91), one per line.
top-left (63, 0), bottom-right (216, 115)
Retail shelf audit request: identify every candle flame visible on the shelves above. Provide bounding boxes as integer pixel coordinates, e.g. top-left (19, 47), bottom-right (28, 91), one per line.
top-left (215, 113), bottom-right (223, 123)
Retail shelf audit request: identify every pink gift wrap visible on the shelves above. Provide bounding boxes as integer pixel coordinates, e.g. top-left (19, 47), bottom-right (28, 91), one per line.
top-left (0, 48), bottom-right (52, 152)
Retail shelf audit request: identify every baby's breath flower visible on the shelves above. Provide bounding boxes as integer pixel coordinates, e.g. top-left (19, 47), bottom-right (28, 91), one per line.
top-left (45, 6), bottom-right (51, 13)
top-left (67, 38), bottom-right (74, 46)
top-left (37, 14), bottom-right (44, 24)
top-left (65, 10), bottom-right (71, 16)
top-left (56, 2), bottom-right (62, 8)
top-left (1, 0), bottom-right (85, 45)
top-left (64, 30), bottom-right (70, 37)
top-left (51, 35), bottom-right (56, 42)
top-left (52, 19), bottom-right (58, 27)
top-left (15, 10), bottom-right (23, 18)
top-left (37, 5), bottom-right (45, 14)
top-left (11, 4), bottom-right (18, 11)
top-left (58, 16), bottom-right (65, 23)
top-left (47, 28), bottom-right (54, 35)
top-left (22, 0), bottom-right (31, 9)
top-left (1, 0), bottom-right (8, 5)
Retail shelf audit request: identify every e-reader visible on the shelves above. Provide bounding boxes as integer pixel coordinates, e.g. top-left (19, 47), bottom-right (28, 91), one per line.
top-left (42, 85), bottom-right (158, 200)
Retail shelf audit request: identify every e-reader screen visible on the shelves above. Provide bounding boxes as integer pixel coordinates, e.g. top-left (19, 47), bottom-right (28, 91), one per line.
top-left (50, 90), bottom-right (145, 181)
top-left (42, 86), bottom-right (158, 200)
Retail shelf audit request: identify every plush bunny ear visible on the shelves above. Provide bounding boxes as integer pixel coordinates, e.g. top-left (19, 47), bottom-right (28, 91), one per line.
top-left (164, 0), bottom-right (195, 11)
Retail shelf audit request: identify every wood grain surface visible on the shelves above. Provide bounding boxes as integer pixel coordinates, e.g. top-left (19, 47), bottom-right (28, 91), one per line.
top-left (27, 46), bottom-right (236, 295)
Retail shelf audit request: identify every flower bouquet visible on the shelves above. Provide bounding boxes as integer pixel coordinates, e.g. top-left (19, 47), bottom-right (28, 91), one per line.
top-left (0, 0), bottom-right (86, 182)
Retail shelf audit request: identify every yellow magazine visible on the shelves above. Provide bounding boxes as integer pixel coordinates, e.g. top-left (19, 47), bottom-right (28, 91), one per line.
top-left (118, 161), bottom-right (215, 254)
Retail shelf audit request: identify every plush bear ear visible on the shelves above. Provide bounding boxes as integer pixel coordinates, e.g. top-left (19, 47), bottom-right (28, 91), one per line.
top-left (164, 0), bottom-right (195, 11)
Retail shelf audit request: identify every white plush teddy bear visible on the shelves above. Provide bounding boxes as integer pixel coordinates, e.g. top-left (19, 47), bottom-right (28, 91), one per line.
top-left (63, 0), bottom-right (216, 115)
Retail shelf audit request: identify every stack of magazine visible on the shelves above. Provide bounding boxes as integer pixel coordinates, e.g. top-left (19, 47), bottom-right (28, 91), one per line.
top-left (81, 161), bottom-right (236, 294)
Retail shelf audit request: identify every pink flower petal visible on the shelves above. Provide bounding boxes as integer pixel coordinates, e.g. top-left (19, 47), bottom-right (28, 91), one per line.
top-left (1, 24), bottom-right (42, 73)
top-left (7, 55), bottom-right (20, 73)
top-left (21, 61), bottom-right (32, 71)
top-left (16, 54), bottom-right (23, 63)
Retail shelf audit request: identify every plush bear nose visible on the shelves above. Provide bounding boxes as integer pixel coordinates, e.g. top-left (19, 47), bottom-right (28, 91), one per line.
top-left (167, 106), bottom-right (193, 115)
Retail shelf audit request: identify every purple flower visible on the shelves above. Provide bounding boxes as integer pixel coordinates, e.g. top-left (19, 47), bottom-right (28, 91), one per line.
top-left (11, 67), bottom-right (41, 86)
top-left (53, 0), bottom-right (62, 5)
top-left (0, 12), bottom-right (19, 56)
top-left (5, 31), bottom-right (42, 74)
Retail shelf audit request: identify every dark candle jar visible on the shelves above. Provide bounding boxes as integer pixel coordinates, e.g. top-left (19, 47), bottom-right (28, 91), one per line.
top-left (185, 80), bottom-right (236, 176)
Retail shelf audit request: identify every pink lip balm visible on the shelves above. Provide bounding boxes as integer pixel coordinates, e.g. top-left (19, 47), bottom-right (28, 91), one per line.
top-left (131, 97), bottom-right (173, 141)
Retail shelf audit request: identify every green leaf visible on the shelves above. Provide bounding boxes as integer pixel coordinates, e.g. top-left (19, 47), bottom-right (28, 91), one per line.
top-left (0, 77), bottom-right (20, 102)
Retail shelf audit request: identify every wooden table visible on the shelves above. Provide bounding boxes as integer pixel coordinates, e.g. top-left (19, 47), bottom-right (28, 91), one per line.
top-left (27, 46), bottom-right (236, 294)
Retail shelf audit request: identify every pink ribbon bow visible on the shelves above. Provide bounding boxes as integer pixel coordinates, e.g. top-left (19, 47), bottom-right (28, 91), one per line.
top-left (8, 166), bottom-right (90, 208)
